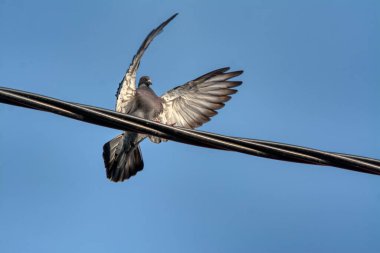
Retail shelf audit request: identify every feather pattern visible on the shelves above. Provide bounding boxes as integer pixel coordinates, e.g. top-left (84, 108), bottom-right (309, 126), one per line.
top-left (115, 13), bottom-right (178, 113)
top-left (158, 67), bottom-right (243, 129)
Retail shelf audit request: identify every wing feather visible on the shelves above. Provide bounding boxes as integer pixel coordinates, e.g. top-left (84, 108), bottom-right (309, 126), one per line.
top-left (115, 13), bottom-right (178, 113)
top-left (159, 67), bottom-right (243, 129)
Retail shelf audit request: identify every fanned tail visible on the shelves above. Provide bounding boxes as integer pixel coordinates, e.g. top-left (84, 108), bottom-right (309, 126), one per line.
top-left (102, 133), bottom-right (144, 182)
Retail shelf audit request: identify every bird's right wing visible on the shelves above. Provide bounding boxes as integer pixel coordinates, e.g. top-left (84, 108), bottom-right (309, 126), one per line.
top-left (115, 13), bottom-right (178, 113)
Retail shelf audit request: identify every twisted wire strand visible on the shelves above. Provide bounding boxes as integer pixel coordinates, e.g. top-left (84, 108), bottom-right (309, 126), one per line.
top-left (1, 87), bottom-right (379, 176)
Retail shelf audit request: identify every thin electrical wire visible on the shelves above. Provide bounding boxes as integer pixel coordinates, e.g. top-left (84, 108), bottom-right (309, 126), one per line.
top-left (1, 86), bottom-right (379, 176)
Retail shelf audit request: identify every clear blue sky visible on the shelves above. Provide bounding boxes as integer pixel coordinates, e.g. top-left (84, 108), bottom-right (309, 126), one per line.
top-left (1, 0), bottom-right (379, 252)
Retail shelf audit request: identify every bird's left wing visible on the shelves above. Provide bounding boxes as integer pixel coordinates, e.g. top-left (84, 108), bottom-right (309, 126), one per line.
top-left (115, 13), bottom-right (178, 113)
top-left (158, 67), bottom-right (243, 129)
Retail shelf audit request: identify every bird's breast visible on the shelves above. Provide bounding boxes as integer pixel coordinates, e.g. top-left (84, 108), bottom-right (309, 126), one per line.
top-left (131, 87), bottom-right (163, 120)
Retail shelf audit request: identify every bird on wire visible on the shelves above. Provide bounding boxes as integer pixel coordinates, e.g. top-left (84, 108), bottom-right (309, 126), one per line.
top-left (103, 13), bottom-right (243, 182)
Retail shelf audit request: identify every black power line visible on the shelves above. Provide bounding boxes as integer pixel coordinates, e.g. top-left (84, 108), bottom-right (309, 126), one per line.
top-left (1, 86), bottom-right (379, 176)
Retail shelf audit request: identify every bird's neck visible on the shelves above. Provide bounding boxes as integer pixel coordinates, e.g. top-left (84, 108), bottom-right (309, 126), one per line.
top-left (139, 83), bottom-right (151, 89)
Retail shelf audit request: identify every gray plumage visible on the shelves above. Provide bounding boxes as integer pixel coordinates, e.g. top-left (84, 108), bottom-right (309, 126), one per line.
top-left (130, 80), bottom-right (163, 120)
top-left (103, 14), bottom-right (243, 182)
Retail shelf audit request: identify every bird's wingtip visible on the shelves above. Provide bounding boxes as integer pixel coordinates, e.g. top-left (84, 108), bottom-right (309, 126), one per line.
top-left (168, 13), bottom-right (179, 22)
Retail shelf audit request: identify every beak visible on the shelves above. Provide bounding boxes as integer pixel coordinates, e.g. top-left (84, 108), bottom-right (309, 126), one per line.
top-left (146, 79), bottom-right (152, 85)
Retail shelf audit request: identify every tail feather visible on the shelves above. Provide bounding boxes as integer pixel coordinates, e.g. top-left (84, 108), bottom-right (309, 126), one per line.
top-left (103, 134), bottom-right (144, 182)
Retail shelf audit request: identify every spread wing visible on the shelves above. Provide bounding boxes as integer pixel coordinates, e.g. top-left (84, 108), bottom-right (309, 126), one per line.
top-left (158, 67), bottom-right (243, 128)
top-left (115, 13), bottom-right (178, 113)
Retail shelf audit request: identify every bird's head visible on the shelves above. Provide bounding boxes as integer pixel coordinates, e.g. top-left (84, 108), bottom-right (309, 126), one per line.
top-left (138, 76), bottom-right (152, 87)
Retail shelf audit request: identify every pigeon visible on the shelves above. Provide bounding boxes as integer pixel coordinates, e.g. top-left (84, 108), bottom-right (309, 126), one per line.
top-left (103, 13), bottom-right (243, 182)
